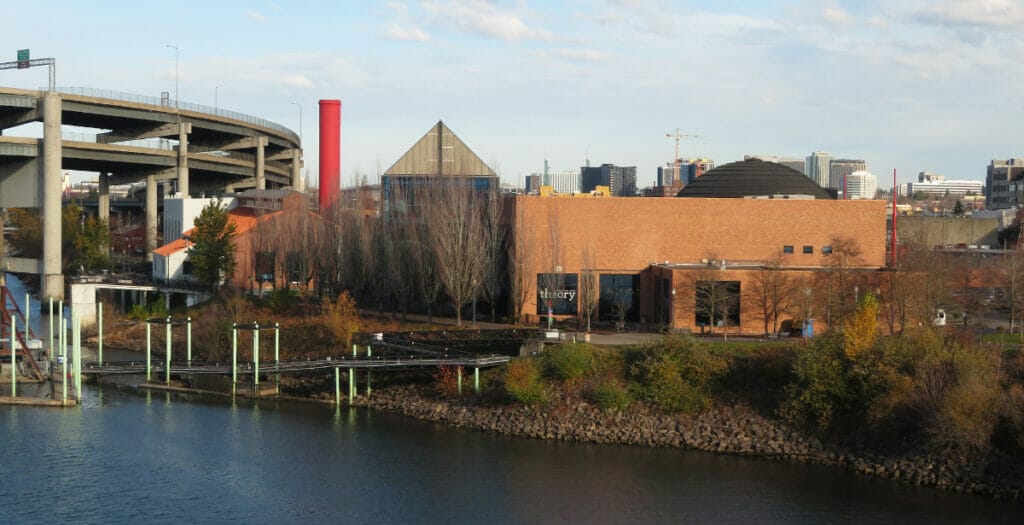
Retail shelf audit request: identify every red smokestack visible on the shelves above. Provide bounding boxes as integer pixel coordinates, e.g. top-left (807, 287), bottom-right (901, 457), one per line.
top-left (318, 99), bottom-right (341, 212)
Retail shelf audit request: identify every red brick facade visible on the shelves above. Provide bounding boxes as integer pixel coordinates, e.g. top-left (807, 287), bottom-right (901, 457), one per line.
top-left (510, 196), bottom-right (887, 333)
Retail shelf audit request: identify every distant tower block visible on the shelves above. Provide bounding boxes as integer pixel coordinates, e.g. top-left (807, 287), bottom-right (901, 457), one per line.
top-left (318, 99), bottom-right (341, 211)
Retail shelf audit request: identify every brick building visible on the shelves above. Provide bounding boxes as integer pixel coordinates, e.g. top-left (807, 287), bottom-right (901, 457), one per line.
top-left (510, 159), bottom-right (887, 334)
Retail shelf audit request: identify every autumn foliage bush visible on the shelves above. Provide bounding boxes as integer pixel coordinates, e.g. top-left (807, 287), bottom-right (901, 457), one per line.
top-left (504, 358), bottom-right (547, 405)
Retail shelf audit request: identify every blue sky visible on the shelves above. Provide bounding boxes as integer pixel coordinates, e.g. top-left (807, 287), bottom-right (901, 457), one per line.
top-left (4, 0), bottom-right (1023, 189)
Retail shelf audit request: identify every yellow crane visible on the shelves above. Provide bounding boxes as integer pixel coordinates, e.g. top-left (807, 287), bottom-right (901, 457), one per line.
top-left (665, 128), bottom-right (704, 167)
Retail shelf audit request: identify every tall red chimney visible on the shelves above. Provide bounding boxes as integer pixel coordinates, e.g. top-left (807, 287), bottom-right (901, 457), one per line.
top-left (318, 99), bottom-right (341, 212)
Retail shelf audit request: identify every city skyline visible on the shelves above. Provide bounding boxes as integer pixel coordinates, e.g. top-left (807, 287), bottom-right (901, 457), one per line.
top-left (2, 0), bottom-right (1021, 189)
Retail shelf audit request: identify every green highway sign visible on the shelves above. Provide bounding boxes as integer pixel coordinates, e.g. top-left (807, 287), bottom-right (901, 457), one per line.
top-left (17, 49), bottom-right (29, 61)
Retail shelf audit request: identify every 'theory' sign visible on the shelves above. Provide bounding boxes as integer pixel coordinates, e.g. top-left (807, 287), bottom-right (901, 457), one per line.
top-left (538, 287), bottom-right (576, 302)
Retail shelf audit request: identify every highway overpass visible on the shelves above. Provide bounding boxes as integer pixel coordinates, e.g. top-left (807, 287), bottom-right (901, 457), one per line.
top-left (0, 86), bottom-right (303, 300)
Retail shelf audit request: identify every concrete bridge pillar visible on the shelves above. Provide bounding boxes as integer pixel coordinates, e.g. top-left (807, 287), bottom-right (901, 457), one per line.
top-left (255, 136), bottom-right (267, 190)
top-left (291, 148), bottom-right (301, 190)
top-left (177, 123), bottom-right (191, 196)
top-left (145, 174), bottom-right (157, 263)
top-left (42, 92), bottom-right (64, 301)
top-left (98, 172), bottom-right (110, 224)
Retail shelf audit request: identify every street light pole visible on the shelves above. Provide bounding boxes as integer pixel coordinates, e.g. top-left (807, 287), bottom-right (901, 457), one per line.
top-left (290, 101), bottom-right (302, 144)
top-left (166, 44), bottom-right (179, 108)
top-left (215, 85), bottom-right (221, 110)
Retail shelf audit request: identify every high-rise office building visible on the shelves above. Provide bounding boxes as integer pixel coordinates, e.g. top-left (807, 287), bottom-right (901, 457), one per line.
top-left (830, 159), bottom-right (867, 192)
top-left (805, 151), bottom-right (832, 188)
top-left (986, 159), bottom-right (1024, 210)
top-left (581, 163), bottom-right (637, 196)
top-left (524, 174), bottom-right (541, 194)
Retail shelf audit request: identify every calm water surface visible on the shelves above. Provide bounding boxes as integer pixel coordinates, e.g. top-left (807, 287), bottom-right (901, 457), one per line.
top-left (2, 385), bottom-right (1022, 525)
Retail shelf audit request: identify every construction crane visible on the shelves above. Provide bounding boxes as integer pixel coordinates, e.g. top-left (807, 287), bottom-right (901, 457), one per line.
top-left (665, 128), bottom-right (704, 167)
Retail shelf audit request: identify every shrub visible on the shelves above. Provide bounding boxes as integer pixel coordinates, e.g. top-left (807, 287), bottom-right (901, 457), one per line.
top-left (543, 343), bottom-right (595, 383)
top-left (585, 380), bottom-right (631, 411)
top-left (628, 335), bottom-right (728, 414)
top-left (781, 335), bottom-right (856, 433)
top-left (322, 291), bottom-right (360, 348)
top-left (504, 358), bottom-right (546, 405)
top-left (433, 365), bottom-right (466, 399)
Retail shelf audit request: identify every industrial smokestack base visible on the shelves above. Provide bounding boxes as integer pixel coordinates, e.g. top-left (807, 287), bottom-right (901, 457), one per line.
top-left (318, 99), bottom-right (341, 212)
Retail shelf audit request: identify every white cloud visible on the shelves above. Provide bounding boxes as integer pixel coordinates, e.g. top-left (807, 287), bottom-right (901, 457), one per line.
top-left (422, 0), bottom-right (557, 41)
top-left (912, 0), bottom-right (1024, 31)
top-left (821, 2), bottom-right (851, 25)
top-left (244, 11), bottom-right (267, 22)
top-left (386, 1), bottom-right (409, 16)
top-left (535, 47), bottom-right (610, 62)
top-left (384, 24), bottom-right (433, 42)
top-left (280, 75), bottom-right (314, 89)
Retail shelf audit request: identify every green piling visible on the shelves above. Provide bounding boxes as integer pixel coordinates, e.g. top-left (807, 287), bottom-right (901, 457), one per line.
top-left (74, 312), bottom-right (82, 399)
top-left (335, 367), bottom-right (341, 406)
top-left (474, 367), bottom-right (480, 394)
top-left (186, 316), bottom-right (192, 366)
top-left (274, 323), bottom-right (280, 389)
top-left (58, 301), bottom-right (64, 359)
top-left (145, 322), bottom-right (151, 382)
top-left (98, 302), bottom-right (103, 366)
top-left (165, 316), bottom-right (171, 385)
top-left (48, 296), bottom-right (53, 360)
top-left (231, 327), bottom-right (238, 396)
top-left (253, 322), bottom-right (260, 396)
top-left (457, 366), bottom-right (463, 396)
top-left (365, 345), bottom-right (372, 398)
top-left (349, 343), bottom-right (356, 404)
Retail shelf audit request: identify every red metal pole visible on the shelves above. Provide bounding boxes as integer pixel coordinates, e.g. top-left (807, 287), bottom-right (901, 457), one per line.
top-left (318, 99), bottom-right (341, 212)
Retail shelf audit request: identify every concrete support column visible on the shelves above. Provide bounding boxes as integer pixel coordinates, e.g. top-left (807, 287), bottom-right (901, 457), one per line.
top-left (42, 92), bottom-right (63, 301)
top-left (255, 136), bottom-right (267, 190)
top-left (177, 123), bottom-right (191, 197)
top-left (145, 174), bottom-right (157, 263)
top-left (291, 148), bottom-right (301, 190)
top-left (98, 172), bottom-right (110, 224)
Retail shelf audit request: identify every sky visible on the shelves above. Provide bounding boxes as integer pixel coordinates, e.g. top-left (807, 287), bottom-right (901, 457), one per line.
top-left (3, 0), bottom-right (1023, 189)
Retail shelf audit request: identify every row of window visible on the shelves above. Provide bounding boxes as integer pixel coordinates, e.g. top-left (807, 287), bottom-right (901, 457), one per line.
top-left (782, 245), bottom-right (833, 255)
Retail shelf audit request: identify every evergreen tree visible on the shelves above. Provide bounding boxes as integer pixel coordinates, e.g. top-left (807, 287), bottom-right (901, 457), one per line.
top-left (187, 199), bottom-right (237, 289)
top-left (953, 200), bottom-right (965, 216)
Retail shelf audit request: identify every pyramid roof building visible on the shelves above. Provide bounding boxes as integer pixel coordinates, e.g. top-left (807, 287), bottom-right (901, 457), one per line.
top-left (384, 121), bottom-right (496, 178)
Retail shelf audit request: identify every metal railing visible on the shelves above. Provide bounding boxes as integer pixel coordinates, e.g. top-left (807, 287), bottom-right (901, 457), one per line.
top-left (52, 87), bottom-right (299, 144)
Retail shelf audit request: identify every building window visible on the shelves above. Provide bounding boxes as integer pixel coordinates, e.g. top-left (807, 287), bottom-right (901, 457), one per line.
top-left (537, 273), bottom-right (578, 315)
top-left (694, 280), bottom-right (741, 330)
top-left (802, 245), bottom-right (813, 254)
top-left (599, 274), bottom-right (640, 322)
top-left (256, 252), bottom-right (275, 283)
top-left (822, 246), bottom-right (833, 255)
top-left (783, 245), bottom-right (794, 254)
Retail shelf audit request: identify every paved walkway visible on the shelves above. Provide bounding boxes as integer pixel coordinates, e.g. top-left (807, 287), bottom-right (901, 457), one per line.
top-left (358, 309), bottom-right (664, 346)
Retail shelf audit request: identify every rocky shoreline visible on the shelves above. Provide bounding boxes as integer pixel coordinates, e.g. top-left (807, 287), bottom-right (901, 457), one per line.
top-left (365, 385), bottom-right (1024, 501)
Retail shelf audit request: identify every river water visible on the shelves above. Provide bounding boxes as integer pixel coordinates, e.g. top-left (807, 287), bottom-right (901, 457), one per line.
top-left (1, 386), bottom-right (1022, 524)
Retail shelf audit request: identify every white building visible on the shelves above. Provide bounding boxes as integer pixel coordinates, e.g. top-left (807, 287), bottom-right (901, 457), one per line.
top-left (906, 171), bottom-right (983, 198)
top-left (547, 169), bottom-right (581, 194)
top-left (845, 170), bottom-right (877, 199)
top-left (163, 196), bottom-right (238, 244)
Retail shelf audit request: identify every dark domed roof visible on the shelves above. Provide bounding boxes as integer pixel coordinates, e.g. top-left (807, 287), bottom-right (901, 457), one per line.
top-left (676, 159), bottom-right (833, 199)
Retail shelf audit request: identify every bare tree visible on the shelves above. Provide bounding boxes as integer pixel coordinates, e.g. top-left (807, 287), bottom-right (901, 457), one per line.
top-left (745, 252), bottom-right (794, 336)
top-left (507, 198), bottom-right (534, 324)
top-left (578, 244), bottom-right (599, 333)
top-left (478, 187), bottom-right (506, 322)
top-left (688, 256), bottom-right (739, 334)
top-left (818, 235), bottom-right (863, 332)
top-left (423, 179), bottom-right (488, 326)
